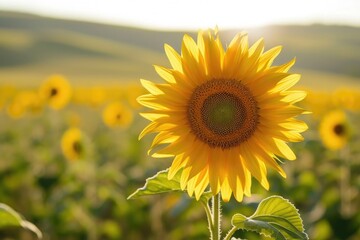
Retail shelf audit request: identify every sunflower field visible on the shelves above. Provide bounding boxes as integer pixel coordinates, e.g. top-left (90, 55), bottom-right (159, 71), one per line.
top-left (0, 72), bottom-right (360, 240)
top-left (1, 13), bottom-right (360, 240)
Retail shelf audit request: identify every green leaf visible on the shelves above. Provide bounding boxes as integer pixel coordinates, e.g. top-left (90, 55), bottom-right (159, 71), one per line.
top-left (0, 203), bottom-right (42, 239)
top-left (128, 169), bottom-right (183, 199)
top-left (231, 196), bottom-right (308, 240)
top-left (128, 169), bottom-right (215, 201)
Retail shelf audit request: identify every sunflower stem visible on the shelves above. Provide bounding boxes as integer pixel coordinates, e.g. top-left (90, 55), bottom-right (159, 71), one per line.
top-left (212, 194), bottom-right (221, 240)
top-left (202, 201), bottom-right (213, 239)
top-left (223, 226), bottom-right (237, 240)
top-left (340, 146), bottom-right (352, 217)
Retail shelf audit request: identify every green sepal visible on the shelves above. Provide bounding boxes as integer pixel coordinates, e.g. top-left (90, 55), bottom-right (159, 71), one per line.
top-left (199, 191), bottom-right (213, 205)
top-left (0, 203), bottom-right (42, 239)
top-left (231, 196), bottom-right (308, 240)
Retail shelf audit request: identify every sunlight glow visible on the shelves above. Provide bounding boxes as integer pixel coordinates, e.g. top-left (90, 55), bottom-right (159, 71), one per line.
top-left (0, 0), bottom-right (360, 30)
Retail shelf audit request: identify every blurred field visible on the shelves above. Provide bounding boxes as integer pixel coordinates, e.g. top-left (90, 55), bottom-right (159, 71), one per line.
top-left (0, 11), bottom-right (360, 240)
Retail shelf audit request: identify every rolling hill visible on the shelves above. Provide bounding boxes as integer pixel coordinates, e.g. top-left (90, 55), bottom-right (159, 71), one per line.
top-left (0, 11), bottom-right (360, 90)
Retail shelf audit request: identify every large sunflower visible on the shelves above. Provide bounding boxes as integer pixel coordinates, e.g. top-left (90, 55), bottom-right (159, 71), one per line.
top-left (138, 30), bottom-right (307, 202)
top-left (319, 110), bottom-right (350, 150)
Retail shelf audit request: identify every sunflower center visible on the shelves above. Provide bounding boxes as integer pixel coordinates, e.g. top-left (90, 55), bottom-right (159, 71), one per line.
top-left (333, 124), bottom-right (345, 136)
top-left (202, 93), bottom-right (246, 135)
top-left (187, 79), bottom-right (259, 149)
top-left (50, 88), bottom-right (58, 97)
top-left (72, 141), bottom-right (83, 155)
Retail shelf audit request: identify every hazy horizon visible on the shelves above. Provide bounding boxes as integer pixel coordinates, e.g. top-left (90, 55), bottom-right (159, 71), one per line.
top-left (1, 0), bottom-right (360, 30)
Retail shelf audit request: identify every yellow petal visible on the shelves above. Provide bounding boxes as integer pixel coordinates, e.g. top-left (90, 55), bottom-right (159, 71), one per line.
top-left (223, 32), bottom-right (247, 79)
top-left (154, 65), bottom-right (176, 83)
top-left (140, 79), bottom-right (164, 95)
top-left (270, 74), bottom-right (301, 93)
top-left (185, 142), bottom-right (209, 180)
top-left (168, 153), bottom-right (187, 179)
top-left (281, 90), bottom-right (307, 103)
top-left (241, 144), bottom-right (269, 190)
top-left (248, 38), bottom-right (264, 60)
top-left (229, 176), bottom-right (244, 202)
top-left (241, 159), bottom-right (252, 196)
top-left (181, 167), bottom-right (191, 191)
top-left (137, 95), bottom-right (169, 110)
top-left (208, 161), bottom-right (220, 194)
top-left (251, 143), bottom-right (287, 178)
top-left (149, 131), bottom-right (179, 151)
top-left (164, 44), bottom-right (183, 72)
top-left (139, 121), bottom-right (157, 140)
top-left (254, 135), bottom-right (296, 160)
top-left (258, 46), bottom-right (282, 70)
top-left (273, 138), bottom-right (297, 160)
top-left (220, 178), bottom-right (232, 202)
top-left (139, 112), bottom-right (168, 121)
top-left (192, 168), bottom-right (209, 200)
top-left (270, 57), bottom-right (296, 73)
top-left (280, 119), bottom-right (308, 132)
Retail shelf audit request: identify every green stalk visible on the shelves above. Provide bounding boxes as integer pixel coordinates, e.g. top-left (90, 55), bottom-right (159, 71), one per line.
top-left (201, 200), bottom-right (213, 239)
top-left (212, 194), bottom-right (221, 240)
top-left (223, 226), bottom-right (237, 240)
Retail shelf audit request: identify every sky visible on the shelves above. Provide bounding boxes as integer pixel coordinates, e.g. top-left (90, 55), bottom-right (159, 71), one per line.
top-left (0, 0), bottom-right (360, 30)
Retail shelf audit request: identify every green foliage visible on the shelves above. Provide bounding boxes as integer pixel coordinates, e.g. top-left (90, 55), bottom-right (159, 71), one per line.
top-left (128, 169), bottom-right (213, 203)
top-left (128, 169), bottom-right (182, 199)
top-left (0, 101), bottom-right (359, 239)
top-left (0, 203), bottom-right (42, 239)
top-left (231, 196), bottom-right (308, 240)
top-left (129, 170), bottom-right (310, 240)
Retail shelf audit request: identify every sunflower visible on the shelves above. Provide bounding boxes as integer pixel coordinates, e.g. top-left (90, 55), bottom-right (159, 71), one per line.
top-left (302, 90), bottom-right (332, 119)
top-left (7, 100), bottom-right (26, 119)
top-left (6, 91), bottom-right (42, 118)
top-left (88, 86), bottom-right (106, 107)
top-left (61, 127), bottom-right (85, 161)
top-left (319, 110), bottom-right (350, 150)
top-left (138, 29), bottom-right (308, 202)
top-left (73, 86), bottom-right (107, 107)
top-left (0, 85), bottom-right (15, 111)
top-left (332, 88), bottom-right (360, 112)
top-left (102, 102), bottom-right (133, 128)
top-left (22, 91), bottom-right (43, 114)
top-left (39, 74), bottom-right (72, 110)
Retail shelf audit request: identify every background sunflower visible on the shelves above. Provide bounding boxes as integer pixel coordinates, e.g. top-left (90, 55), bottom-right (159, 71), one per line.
top-left (61, 127), bottom-right (85, 161)
top-left (39, 75), bottom-right (72, 110)
top-left (102, 101), bottom-right (133, 128)
top-left (319, 110), bottom-right (351, 150)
